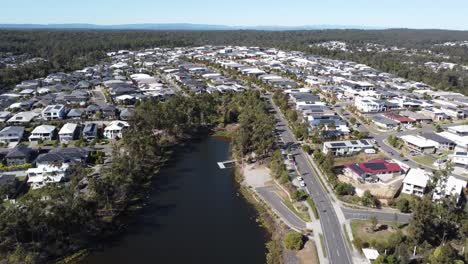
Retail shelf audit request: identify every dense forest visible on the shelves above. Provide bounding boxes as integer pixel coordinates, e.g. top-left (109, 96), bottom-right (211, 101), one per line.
top-left (1, 29), bottom-right (468, 93)
top-left (0, 91), bottom-right (275, 263)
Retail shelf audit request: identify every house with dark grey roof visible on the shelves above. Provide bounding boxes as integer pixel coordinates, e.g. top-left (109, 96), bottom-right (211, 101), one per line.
top-left (120, 108), bottom-right (134, 121)
top-left (83, 123), bottom-right (98, 141)
top-left (0, 126), bottom-right (24, 144)
top-left (371, 115), bottom-right (398, 129)
top-left (35, 147), bottom-right (90, 166)
top-left (67, 108), bottom-right (84, 120)
top-left (421, 133), bottom-right (456, 150)
top-left (5, 145), bottom-right (34, 166)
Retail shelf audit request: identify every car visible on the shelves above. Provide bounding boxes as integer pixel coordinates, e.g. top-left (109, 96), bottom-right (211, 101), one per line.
top-left (300, 182), bottom-right (306, 187)
top-left (297, 176), bottom-right (303, 181)
top-left (402, 158), bottom-right (409, 161)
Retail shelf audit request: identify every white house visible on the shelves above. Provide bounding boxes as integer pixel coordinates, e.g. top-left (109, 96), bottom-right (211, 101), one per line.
top-left (433, 176), bottom-right (467, 202)
top-left (58, 123), bottom-right (79, 142)
top-left (322, 139), bottom-right (373, 156)
top-left (399, 135), bottom-right (439, 154)
top-left (41, 104), bottom-right (65, 120)
top-left (29, 125), bottom-right (56, 142)
top-left (27, 163), bottom-right (69, 189)
top-left (355, 97), bottom-right (386, 113)
top-left (7, 111), bottom-right (39, 124)
top-left (449, 151), bottom-right (468, 167)
top-left (104, 121), bottom-right (129, 139)
top-left (401, 168), bottom-right (431, 197)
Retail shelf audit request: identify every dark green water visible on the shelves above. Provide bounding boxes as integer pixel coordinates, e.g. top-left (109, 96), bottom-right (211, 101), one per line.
top-left (81, 137), bottom-right (267, 264)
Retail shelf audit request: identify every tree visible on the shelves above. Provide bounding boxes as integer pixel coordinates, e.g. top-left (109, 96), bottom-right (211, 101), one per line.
top-left (335, 182), bottom-right (355, 196)
top-left (435, 124), bottom-right (443, 133)
top-left (362, 191), bottom-right (379, 208)
top-left (429, 244), bottom-right (458, 264)
top-left (407, 196), bottom-right (437, 245)
top-left (369, 216), bottom-right (378, 232)
top-left (396, 198), bottom-right (411, 213)
top-left (291, 189), bottom-right (308, 201)
top-left (283, 231), bottom-right (304, 250)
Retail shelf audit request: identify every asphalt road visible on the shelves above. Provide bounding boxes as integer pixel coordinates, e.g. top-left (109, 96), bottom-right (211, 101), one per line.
top-left (341, 207), bottom-right (411, 223)
top-left (256, 186), bottom-right (307, 230)
top-left (271, 97), bottom-right (353, 264)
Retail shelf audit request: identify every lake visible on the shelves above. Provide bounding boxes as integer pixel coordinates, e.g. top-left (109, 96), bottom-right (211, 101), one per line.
top-left (81, 136), bottom-right (267, 264)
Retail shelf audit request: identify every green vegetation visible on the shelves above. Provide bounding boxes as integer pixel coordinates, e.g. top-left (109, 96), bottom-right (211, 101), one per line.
top-left (319, 233), bottom-right (327, 258)
top-left (283, 231), bottom-right (304, 251)
top-left (335, 182), bottom-right (355, 196)
top-left (0, 91), bottom-right (277, 263)
top-left (0, 163), bottom-right (32, 171)
top-left (306, 198), bottom-right (319, 220)
top-left (283, 198), bottom-right (311, 222)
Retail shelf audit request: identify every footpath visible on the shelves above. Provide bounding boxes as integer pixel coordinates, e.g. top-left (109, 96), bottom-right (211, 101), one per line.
top-left (242, 163), bottom-right (328, 264)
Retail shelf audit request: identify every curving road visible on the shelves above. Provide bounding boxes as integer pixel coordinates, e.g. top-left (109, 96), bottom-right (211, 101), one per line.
top-left (270, 97), bottom-right (353, 264)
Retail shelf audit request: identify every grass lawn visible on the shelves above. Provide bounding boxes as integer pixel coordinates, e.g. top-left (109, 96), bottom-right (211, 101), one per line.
top-left (412, 155), bottom-right (435, 168)
top-left (334, 152), bottom-right (386, 167)
top-left (351, 219), bottom-right (407, 249)
top-left (319, 233), bottom-right (327, 258)
top-left (283, 198), bottom-right (311, 222)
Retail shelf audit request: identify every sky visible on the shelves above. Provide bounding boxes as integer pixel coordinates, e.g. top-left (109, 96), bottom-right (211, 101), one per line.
top-left (1, 0), bottom-right (468, 30)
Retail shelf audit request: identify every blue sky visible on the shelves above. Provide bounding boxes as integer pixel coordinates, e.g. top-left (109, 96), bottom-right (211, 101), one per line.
top-left (2, 0), bottom-right (468, 30)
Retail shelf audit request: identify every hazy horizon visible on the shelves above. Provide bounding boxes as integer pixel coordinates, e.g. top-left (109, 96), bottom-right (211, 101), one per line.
top-left (2, 0), bottom-right (468, 31)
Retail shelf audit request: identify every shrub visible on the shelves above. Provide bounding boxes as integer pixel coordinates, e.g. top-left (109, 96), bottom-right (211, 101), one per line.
top-left (283, 231), bottom-right (304, 250)
top-left (335, 182), bottom-right (355, 196)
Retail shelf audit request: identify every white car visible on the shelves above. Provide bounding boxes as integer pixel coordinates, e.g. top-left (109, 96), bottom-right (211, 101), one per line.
top-left (300, 181), bottom-right (306, 187)
top-left (297, 176), bottom-right (303, 181)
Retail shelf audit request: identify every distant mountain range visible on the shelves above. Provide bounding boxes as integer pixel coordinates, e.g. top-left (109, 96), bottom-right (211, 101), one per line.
top-left (0, 23), bottom-right (385, 31)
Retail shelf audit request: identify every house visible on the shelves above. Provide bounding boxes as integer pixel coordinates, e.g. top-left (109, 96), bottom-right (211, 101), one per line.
top-left (27, 147), bottom-right (90, 188)
top-left (119, 108), bottom-right (134, 120)
top-left (399, 135), bottom-right (439, 154)
top-left (447, 125), bottom-right (468, 136)
top-left (449, 151), bottom-right (468, 167)
top-left (437, 131), bottom-right (468, 151)
top-left (27, 163), bottom-right (69, 189)
top-left (371, 115), bottom-right (398, 129)
top-left (29, 125), bottom-right (57, 142)
top-left (85, 104), bottom-right (101, 117)
top-left (58, 123), bottom-right (80, 142)
top-left (362, 248), bottom-right (380, 264)
top-left (322, 140), bottom-right (373, 156)
top-left (401, 168), bottom-right (431, 197)
top-left (5, 145), bottom-right (34, 166)
top-left (36, 147), bottom-right (90, 165)
top-left (41, 104), bottom-right (65, 120)
top-left (102, 105), bottom-right (118, 119)
top-left (383, 112), bottom-right (416, 124)
top-left (7, 111), bottom-right (39, 124)
top-left (67, 108), bottom-right (84, 119)
top-left (420, 133), bottom-right (456, 150)
top-left (83, 123), bottom-right (98, 141)
top-left (0, 111), bottom-right (12, 122)
top-left (421, 108), bottom-right (448, 121)
top-left (104, 121), bottom-right (129, 139)
top-left (344, 159), bottom-right (402, 183)
top-left (355, 97), bottom-right (386, 113)
top-left (0, 126), bottom-right (24, 144)
top-left (433, 176), bottom-right (467, 202)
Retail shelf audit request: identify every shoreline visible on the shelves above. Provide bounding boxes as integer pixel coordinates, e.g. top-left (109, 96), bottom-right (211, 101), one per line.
top-left (233, 165), bottom-right (285, 264)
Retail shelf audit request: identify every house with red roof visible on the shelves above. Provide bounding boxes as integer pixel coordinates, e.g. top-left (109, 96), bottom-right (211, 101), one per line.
top-left (344, 159), bottom-right (403, 183)
top-left (384, 112), bottom-right (416, 124)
